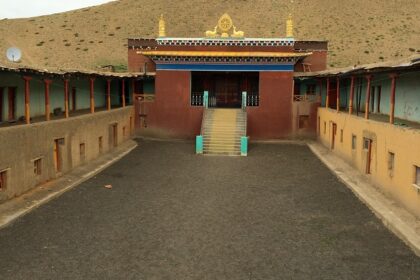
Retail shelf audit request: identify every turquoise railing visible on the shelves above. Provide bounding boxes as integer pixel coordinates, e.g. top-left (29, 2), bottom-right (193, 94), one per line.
top-left (203, 91), bottom-right (209, 109)
top-left (241, 136), bottom-right (248, 156)
top-left (196, 135), bottom-right (203, 154)
top-left (242, 91), bottom-right (247, 110)
top-left (196, 91), bottom-right (208, 154)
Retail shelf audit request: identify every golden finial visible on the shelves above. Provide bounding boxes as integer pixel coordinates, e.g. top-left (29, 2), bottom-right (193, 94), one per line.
top-left (286, 13), bottom-right (294, 38)
top-left (158, 14), bottom-right (166, 37)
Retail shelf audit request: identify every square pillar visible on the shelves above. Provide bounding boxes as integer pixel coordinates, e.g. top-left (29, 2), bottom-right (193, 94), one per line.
top-left (23, 76), bottom-right (32, 124)
top-left (389, 73), bottom-right (398, 124)
top-left (44, 79), bottom-right (52, 121)
top-left (336, 77), bottom-right (340, 112)
top-left (349, 76), bottom-right (355, 115)
top-left (64, 79), bottom-right (69, 118)
top-left (325, 77), bottom-right (330, 108)
top-left (121, 79), bottom-right (126, 107)
top-left (364, 75), bottom-right (373, 119)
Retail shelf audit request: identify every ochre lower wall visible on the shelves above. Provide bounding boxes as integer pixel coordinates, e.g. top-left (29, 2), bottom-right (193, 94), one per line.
top-left (0, 107), bottom-right (134, 202)
top-left (292, 100), bottom-right (320, 137)
top-left (318, 107), bottom-right (420, 218)
top-left (247, 72), bottom-right (294, 139)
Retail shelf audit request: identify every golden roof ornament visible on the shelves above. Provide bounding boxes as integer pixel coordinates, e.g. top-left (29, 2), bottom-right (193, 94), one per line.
top-left (286, 13), bottom-right (294, 38)
top-left (205, 13), bottom-right (244, 39)
top-left (158, 14), bottom-right (166, 37)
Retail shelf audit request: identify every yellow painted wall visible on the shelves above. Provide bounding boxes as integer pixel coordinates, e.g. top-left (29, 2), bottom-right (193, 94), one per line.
top-left (318, 107), bottom-right (420, 218)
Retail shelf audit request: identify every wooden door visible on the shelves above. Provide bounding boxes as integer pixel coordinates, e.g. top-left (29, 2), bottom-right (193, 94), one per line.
top-left (331, 123), bottom-right (337, 149)
top-left (214, 74), bottom-right (240, 108)
top-left (8, 87), bottom-right (16, 121)
top-left (113, 124), bottom-right (118, 147)
top-left (54, 139), bottom-right (61, 172)
top-left (365, 138), bottom-right (373, 174)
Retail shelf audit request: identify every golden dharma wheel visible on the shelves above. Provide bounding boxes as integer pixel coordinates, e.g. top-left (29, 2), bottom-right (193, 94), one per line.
top-left (218, 14), bottom-right (233, 32)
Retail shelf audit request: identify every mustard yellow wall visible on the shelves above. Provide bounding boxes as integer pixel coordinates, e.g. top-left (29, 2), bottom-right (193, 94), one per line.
top-left (318, 107), bottom-right (420, 218)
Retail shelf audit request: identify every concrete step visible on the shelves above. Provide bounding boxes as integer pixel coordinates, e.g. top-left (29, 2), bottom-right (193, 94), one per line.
top-left (200, 108), bottom-right (247, 156)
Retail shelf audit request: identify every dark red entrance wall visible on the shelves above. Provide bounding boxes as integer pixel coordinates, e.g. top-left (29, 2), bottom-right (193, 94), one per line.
top-left (144, 71), bottom-right (203, 138)
top-left (247, 72), bottom-right (293, 139)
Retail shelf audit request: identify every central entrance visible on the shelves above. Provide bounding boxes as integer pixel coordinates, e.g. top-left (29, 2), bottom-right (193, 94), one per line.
top-left (191, 72), bottom-right (259, 108)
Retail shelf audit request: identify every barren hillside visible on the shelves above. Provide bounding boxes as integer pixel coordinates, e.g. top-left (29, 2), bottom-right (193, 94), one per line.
top-left (0, 0), bottom-right (419, 71)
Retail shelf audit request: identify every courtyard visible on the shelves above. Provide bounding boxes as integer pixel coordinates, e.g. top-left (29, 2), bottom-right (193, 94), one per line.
top-left (0, 139), bottom-right (419, 279)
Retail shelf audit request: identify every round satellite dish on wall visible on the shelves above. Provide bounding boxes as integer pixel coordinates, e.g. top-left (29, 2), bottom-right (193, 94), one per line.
top-left (6, 47), bottom-right (22, 62)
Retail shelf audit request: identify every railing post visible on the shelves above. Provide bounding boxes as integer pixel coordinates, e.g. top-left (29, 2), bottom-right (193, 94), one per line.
top-left (203, 91), bottom-right (209, 108)
top-left (242, 91), bottom-right (247, 110)
top-left (196, 135), bottom-right (203, 154)
top-left (241, 136), bottom-right (248, 156)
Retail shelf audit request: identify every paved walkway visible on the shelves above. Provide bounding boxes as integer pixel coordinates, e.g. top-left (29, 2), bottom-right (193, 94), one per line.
top-left (0, 140), bottom-right (419, 279)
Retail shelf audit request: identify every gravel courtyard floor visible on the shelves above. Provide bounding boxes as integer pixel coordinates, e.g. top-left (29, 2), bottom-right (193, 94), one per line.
top-left (0, 139), bottom-right (419, 279)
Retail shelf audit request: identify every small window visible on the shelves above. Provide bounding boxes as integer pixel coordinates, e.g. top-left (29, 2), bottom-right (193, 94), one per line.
top-left (352, 135), bottom-right (357, 150)
top-left (34, 158), bottom-right (42, 176)
top-left (388, 152), bottom-right (395, 171)
top-left (340, 129), bottom-right (343, 143)
top-left (363, 138), bottom-right (370, 150)
top-left (323, 121), bottom-right (326, 134)
top-left (98, 136), bottom-right (103, 153)
top-left (414, 166), bottom-right (420, 188)
top-left (0, 169), bottom-right (7, 191)
top-left (123, 126), bottom-right (126, 137)
top-left (80, 143), bottom-right (86, 161)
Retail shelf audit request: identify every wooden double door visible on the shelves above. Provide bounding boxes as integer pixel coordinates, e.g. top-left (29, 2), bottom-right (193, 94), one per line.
top-left (214, 73), bottom-right (241, 108)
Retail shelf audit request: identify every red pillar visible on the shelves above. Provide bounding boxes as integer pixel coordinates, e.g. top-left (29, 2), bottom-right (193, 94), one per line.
top-left (106, 79), bottom-right (111, 111)
top-left (364, 75), bottom-right (373, 119)
top-left (89, 77), bottom-right (95, 113)
top-left (349, 76), bottom-right (355, 115)
top-left (389, 73), bottom-right (398, 124)
top-left (23, 76), bottom-right (32, 124)
top-left (64, 79), bottom-right (69, 118)
top-left (336, 77), bottom-right (340, 112)
top-left (44, 79), bottom-right (52, 121)
top-left (121, 79), bottom-right (126, 107)
top-left (325, 77), bottom-right (330, 108)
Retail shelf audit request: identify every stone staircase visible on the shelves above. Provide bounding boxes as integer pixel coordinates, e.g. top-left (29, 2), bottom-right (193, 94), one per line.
top-left (201, 109), bottom-right (247, 156)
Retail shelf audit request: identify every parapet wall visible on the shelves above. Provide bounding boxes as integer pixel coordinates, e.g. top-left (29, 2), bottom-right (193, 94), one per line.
top-left (0, 107), bottom-right (134, 201)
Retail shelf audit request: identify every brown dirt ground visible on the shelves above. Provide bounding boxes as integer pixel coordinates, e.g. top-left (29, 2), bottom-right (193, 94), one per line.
top-left (0, 0), bottom-right (419, 71)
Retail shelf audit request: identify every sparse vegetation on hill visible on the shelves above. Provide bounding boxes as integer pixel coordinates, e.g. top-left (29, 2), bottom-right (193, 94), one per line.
top-left (0, 0), bottom-right (419, 70)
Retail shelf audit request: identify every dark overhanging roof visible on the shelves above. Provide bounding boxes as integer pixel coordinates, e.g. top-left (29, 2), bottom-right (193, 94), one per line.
top-left (295, 55), bottom-right (420, 79)
top-left (0, 64), bottom-right (155, 79)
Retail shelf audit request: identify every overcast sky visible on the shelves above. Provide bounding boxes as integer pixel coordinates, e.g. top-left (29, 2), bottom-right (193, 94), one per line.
top-left (0, 0), bottom-right (115, 19)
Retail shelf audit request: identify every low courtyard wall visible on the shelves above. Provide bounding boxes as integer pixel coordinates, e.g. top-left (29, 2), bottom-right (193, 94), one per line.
top-left (0, 106), bottom-right (134, 201)
top-left (318, 107), bottom-right (420, 218)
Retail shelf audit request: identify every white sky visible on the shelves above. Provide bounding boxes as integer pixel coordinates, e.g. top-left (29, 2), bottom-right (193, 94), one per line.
top-left (0, 0), bottom-right (116, 19)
